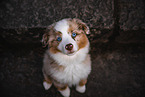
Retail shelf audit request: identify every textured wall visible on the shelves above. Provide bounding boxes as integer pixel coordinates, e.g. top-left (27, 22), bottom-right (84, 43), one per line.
top-left (119, 0), bottom-right (145, 30)
top-left (0, 1), bottom-right (145, 97)
top-left (0, 0), bottom-right (145, 44)
top-left (0, 0), bottom-right (114, 29)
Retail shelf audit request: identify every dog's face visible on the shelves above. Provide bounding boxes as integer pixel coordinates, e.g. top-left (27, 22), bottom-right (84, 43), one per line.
top-left (42, 18), bottom-right (90, 56)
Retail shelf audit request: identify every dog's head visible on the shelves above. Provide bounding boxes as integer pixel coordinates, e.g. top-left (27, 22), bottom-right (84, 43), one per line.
top-left (42, 18), bottom-right (90, 56)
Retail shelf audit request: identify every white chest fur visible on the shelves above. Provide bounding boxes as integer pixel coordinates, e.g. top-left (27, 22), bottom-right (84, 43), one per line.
top-left (49, 45), bottom-right (91, 86)
top-left (50, 60), bottom-right (91, 86)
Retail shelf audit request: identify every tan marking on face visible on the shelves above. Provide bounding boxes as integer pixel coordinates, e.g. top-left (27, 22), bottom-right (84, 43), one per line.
top-left (49, 47), bottom-right (61, 54)
top-left (44, 18), bottom-right (89, 54)
top-left (67, 19), bottom-right (89, 50)
top-left (67, 19), bottom-right (78, 33)
top-left (76, 33), bottom-right (89, 50)
top-left (68, 18), bottom-right (89, 34)
top-left (47, 29), bottom-right (62, 54)
top-left (68, 28), bottom-right (89, 50)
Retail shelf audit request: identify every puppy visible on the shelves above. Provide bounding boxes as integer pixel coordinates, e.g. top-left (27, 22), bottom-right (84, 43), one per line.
top-left (42, 18), bottom-right (91, 97)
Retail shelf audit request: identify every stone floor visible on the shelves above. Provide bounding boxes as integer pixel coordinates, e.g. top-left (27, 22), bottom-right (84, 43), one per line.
top-left (0, 41), bottom-right (145, 97)
top-left (0, 0), bottom-right (145, 97)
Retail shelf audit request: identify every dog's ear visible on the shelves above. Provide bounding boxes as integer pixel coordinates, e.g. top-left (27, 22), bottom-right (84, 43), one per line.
top-left (42, 32), bottom-right (49, 47)
top-left (42, 24), bottom-right (54, 47)
top-left (78, 23), bottom-right (90, 34)
top-left (75, 19), bottom-right (90, 34)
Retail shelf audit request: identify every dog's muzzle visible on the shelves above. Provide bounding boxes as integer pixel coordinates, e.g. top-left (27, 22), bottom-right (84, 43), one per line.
top-left (65, 43), bottom-right (73, 51)
top-left (65, 43), bottom-right (76, 55)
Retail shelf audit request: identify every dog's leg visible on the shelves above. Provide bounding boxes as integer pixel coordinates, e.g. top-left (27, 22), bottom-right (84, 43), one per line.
top-left (76, 79), bottom-right (87, 93)
top-left (43, 73), bottom-right (52, 90)
top-left (54, 82), bottom-right (70, 97)
top-left (57, 86), bottom-right (70, 97)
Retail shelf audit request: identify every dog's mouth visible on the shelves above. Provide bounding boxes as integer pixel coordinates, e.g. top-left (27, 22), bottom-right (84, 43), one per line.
top-left (66, 51), bottom-right (76, 56)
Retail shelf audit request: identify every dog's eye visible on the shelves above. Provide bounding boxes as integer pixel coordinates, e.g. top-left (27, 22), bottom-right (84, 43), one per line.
top-left (72, 33), bottom-right (77, 38)
top-left (57, 37), bottom-right (62, 41)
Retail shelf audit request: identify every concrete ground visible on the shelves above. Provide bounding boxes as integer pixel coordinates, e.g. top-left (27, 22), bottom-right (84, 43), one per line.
top-left (0, 41), bottom-right (145, 97)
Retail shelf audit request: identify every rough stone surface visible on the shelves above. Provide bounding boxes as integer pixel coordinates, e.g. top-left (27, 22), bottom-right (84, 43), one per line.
top-left (0, 0), bottom-right (114, 44)
top-left (0, 0), bottom-right (145, 97)
top-left (0, 0), bottom-right (114, 29)
top-left (119, 0), bottom-right (145, 30)
top-left (0, 42), bottom-right (145, 97)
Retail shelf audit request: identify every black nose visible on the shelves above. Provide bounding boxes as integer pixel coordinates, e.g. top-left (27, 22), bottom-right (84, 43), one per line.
top-left (65, 43), bottom-right (73, 51)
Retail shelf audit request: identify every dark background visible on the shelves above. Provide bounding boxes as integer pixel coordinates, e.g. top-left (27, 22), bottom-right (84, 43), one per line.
top-left (0, 0), bottom-right (145, 97)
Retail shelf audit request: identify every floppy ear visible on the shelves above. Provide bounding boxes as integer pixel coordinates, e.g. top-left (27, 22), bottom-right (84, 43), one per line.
top-left (79, 23), bottom-right (90, 34)
top-left (42, 24), bottom-right (54, 47)
top-left (75, 19), bottom-right (90, 34)
top-left (42, 32), bottom-right (49, 47)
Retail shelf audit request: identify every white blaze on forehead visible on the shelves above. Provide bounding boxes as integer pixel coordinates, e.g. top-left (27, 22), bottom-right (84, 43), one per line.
top-left (54, 19), bottom-right (69, 35)
top-left (54, 19), bottom-right (78, 55)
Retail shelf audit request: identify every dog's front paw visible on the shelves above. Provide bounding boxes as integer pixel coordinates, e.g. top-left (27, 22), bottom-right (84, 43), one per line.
top-left (76, 85), bottom-right (86, 93)
top-left (59, 87), bottom-right (70, 97)
top-left (43, 81), bottom-right (52, 90)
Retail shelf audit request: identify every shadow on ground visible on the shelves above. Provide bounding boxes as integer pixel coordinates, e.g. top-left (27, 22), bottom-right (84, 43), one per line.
top-left (0, 41), bottom-right (145, 97)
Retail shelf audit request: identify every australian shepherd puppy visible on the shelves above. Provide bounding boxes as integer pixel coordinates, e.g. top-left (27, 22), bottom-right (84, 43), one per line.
top-left (42, 18), bottom-right (91, 97)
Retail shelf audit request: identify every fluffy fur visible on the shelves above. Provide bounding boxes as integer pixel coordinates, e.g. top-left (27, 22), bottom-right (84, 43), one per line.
top-left (42, 18), bottom-right (91, 97)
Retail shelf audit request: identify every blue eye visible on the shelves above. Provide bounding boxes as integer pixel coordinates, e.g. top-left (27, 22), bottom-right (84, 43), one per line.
top-left (57, 37), bottom-right (62, 41)
top-left (72, 33), bottom-right (76, 37)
